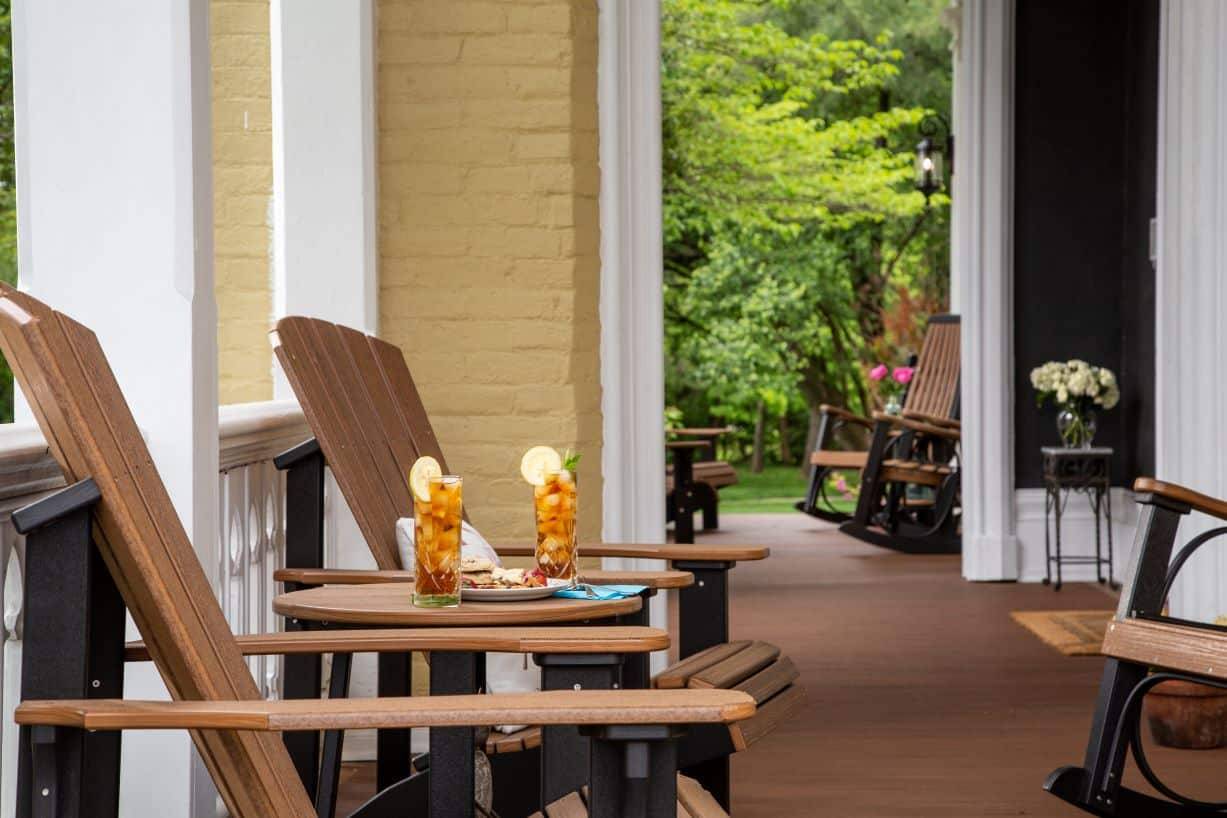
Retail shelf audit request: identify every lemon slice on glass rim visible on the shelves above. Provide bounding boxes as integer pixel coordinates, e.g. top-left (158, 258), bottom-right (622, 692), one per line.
top-left (409, 455), bottom-right (442, 502)
top-left (520, 446), bottom-right (562, 487)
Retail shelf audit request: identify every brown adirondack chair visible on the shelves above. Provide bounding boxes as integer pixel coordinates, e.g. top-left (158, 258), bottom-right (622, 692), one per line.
top-left (1044, 477), bottom-right (1227, 816)
top-left (0, 287), bottom-right (752, 818)
top-left (794, 315), bottom-right (961, 554)
top-left (271, 316), bottom-right (805, 810)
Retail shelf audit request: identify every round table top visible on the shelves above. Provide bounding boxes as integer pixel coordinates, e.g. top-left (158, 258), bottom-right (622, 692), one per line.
top-left (274, 583), bottom-right (642, 626)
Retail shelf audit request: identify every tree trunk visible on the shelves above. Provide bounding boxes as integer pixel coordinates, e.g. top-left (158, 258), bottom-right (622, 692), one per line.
top-left (778, 413), bottom-right (792, 465)
top-left (750, 399), bottom-right (766, 474)
top-left (802, 406), bottom-right (821, 477)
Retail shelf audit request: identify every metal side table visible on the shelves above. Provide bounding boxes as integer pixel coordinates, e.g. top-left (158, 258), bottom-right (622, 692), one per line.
top-left (1042, 446), bottom-right (1117, 590)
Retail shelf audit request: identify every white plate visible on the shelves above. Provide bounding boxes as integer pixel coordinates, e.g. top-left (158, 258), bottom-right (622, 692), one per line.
top-left (461, 577), bottom-right (571, 602)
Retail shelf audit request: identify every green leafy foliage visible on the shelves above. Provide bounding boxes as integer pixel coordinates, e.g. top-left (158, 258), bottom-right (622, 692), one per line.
top-left (663, 0), bottom-right (951, 465)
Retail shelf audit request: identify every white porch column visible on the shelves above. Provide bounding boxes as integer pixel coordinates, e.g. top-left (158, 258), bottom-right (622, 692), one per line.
top-left (269, 0), bottom-right (382, 757)
top-left (12, 2), bottom-right (216, 817)
top-left (270, 0), bottom-right (379, 380)
top-left (269, 0), bottom-right (378, 573)
top-left (597, 0), bottom-right (668, 658)
top-left (953, 0), bottom-right (1018, 581)
top-left (1155, 0), bottom-right (1227, 623)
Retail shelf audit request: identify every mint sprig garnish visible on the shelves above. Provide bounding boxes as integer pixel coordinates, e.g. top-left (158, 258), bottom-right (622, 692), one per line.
top-left (562, 450), bottom-right (582, 471)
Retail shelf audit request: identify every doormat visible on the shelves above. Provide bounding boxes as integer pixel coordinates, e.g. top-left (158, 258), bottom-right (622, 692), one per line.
top-left (1011, 610), bottom-right (1113, 656)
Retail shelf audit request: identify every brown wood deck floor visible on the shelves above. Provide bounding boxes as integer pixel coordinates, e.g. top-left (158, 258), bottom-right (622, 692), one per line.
top-left (336, 514), bottom-right (1227, 816)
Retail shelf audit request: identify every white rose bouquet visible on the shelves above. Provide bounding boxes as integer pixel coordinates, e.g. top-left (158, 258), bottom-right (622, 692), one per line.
top-left (1030, 359), bottom-right (1119, 448)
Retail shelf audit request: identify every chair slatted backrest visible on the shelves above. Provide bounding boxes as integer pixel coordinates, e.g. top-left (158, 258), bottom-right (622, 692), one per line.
top-left (902, 315), bottom-right (961, 419)
top-left (272, 316), bottom-right (448, 570)
top-left (0, 288), bottom-right (314, 818)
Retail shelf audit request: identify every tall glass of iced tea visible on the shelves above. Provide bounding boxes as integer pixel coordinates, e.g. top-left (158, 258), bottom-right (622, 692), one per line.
top-left (414, 475), bottom-right (462, 607)
top-left (534, 469), bottom-right (577, 582)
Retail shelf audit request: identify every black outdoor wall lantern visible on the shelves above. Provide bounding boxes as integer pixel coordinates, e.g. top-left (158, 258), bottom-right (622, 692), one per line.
top-left (915, 113), bottom-right (952, 204)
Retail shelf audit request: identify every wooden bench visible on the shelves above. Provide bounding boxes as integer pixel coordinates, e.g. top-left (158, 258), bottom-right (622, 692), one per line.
top-left (272, 317), bottom-right (801, 810)
top-left (0, 287), bottom-right (750, 818)
top-left (1045, 476), bottom-right (1227, 817)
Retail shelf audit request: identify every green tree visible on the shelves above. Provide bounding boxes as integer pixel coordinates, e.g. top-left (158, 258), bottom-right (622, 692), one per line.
top-left (663, 0), bottom-right (950, 465)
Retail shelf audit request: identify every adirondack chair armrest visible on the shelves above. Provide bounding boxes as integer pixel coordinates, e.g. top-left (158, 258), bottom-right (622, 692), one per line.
top-left (666, 440), bottom-right (711, 450)
top-left (900, 410), bottom-right (961, 430)
top-left (818, 404), bottom-right (874, 429)
top-left (871, 411), bottom-right (961, 442)
top-left (1133, 477), bottom-right (1227, 520)
top-left (1101, 617), bottom-right (1227, 681)
top-left (276, 567), bottom-right (415, 585)
top-left (124, 626), bottom-right (672, 662)
top-left (274, 567), bottom-right (695, 590)
top-left (492, 542), bottom-right (770, 563)
top-left (16, 690), bottom-right (755, 732)
top-left (669, 426), bottom-right (735, 437)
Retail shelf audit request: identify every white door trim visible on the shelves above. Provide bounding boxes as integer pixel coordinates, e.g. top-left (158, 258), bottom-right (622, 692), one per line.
top-left (953, 0), bottom-right (1019, 580)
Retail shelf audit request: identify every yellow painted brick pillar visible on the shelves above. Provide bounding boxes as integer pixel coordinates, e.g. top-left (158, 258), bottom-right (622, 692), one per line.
top-left (212, 0), bottom-right (274, 404)
top-left (377, 0), bottom-right (603, 543)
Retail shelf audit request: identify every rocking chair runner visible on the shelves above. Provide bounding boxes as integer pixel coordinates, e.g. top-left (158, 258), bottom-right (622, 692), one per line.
top-left (837, 407), bottom-right (962, 555)
top-left (1045, 476), bottom-right (1227, 817)
top-left (798, 314), bottom-right (960, 528)
top-left (271, 316), bottom-right (805, 810)
top-left (0, 287), bottom-right (753, 818)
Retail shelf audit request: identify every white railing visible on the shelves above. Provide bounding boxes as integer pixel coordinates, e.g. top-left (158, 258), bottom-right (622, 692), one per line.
top-left (0, 400), bottom-right (320, 818)
top-left (217, 401), bottom-right (312, 699)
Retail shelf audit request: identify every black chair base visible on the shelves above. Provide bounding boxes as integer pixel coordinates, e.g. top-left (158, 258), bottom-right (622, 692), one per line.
top-left (666, 484), bottom-right (721, 541)
top-left (348, 769), bottom-right (429, 818)
top-left (793, 498), bottom-right (853, 524)
top-left (838, 521), bottom-right (961, 554)
top-left (1044, 765), bottom-right (1219, 817)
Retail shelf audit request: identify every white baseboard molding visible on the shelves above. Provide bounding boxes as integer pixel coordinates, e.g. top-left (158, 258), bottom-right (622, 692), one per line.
top-left (962, 532), bottom-right (1021, 581)
top-left (1014, 487), bottom-right (1138, 585)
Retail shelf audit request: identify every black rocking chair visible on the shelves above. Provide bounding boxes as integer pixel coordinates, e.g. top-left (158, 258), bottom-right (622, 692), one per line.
top-left (1046, 476), bottom-right (1227, 817)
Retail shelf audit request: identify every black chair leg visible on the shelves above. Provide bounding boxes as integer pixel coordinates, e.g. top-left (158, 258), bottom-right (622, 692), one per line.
top-left (696, 484), bottom-right (719, 531)
top-left (585, 727), bottom-right (682, 818)
top-left (14, 479), bottom-right (121, 818)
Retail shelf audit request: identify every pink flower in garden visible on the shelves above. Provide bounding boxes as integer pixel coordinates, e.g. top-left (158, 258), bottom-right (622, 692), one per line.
top-left (834, 475), bottom-right (854, 500)
top-left (892, 367), bottom-right (915, 384)
top-left (869, 364), bottom-right (888, 381)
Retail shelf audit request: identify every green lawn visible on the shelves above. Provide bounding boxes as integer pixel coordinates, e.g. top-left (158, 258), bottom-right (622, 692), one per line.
top-left (718, 464), bottom-right (857, 514)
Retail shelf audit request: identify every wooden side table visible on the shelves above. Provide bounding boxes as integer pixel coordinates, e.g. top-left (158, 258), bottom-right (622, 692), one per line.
top-left (1042, 446), bottom-right (1117, 590)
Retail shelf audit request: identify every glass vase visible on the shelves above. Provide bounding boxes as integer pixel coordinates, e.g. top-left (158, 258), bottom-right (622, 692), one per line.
top-left (884, 395), bottom-right (903, 415)
top-left (1057, 408), bottom-right (1097, 449)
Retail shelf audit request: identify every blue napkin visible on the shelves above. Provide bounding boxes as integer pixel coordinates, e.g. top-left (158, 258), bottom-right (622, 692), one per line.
top-left (553, 584), bottom-right (648, 600)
